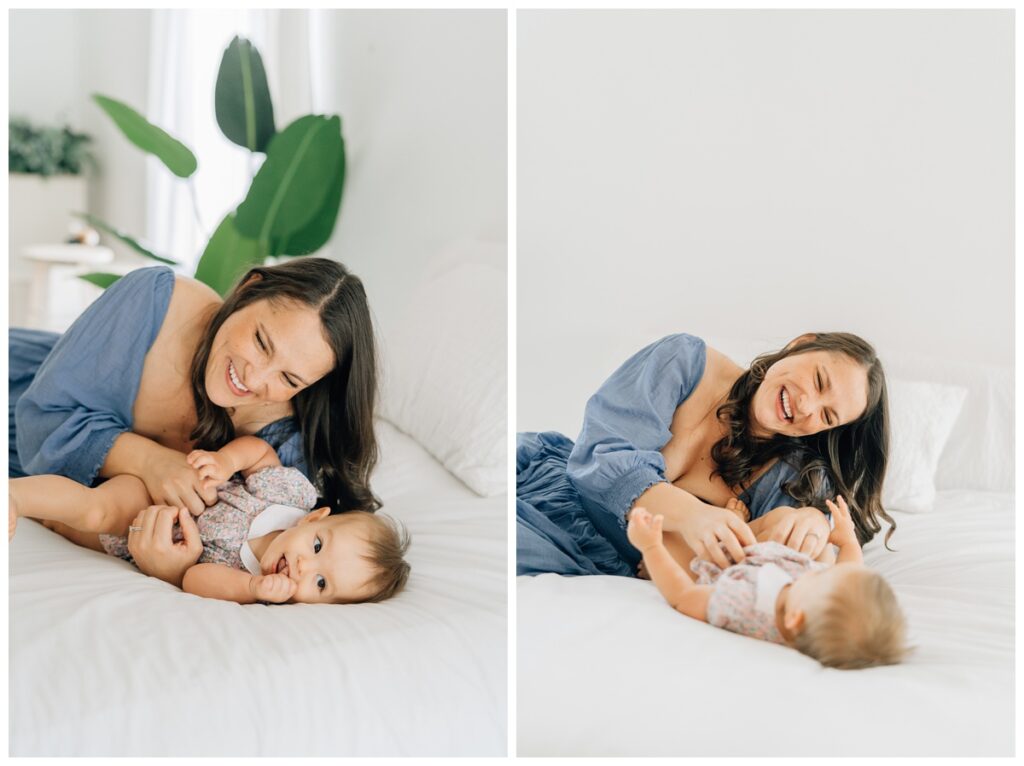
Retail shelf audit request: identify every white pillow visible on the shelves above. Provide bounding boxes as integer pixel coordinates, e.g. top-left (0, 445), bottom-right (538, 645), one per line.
top-left (882, 379), bottom-right (967, 513)
top-left (883, 353), bottom-right (1013, 493)
top-left (379, 252), bottom-right (506, 497)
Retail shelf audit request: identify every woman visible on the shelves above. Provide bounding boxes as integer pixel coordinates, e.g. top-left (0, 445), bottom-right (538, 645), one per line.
top-left (517, 332), bottom-right (892, 577)
top-left (10, 257), bottom-right (378, 586)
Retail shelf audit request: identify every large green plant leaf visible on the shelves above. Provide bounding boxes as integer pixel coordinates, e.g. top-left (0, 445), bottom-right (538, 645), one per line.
top-left (271, 132), bottom-right (345, 256)
top-left (193, 214), bottom-right (265, 296)
top-left (234, 115), bottom-right (343, 247)
top-left (93, 94), bottom-right (197, 178)
top-left (215, 36), bottom-right (276, 153)
top-left (77, 272), bottom-right (122, 289)
top-left (72, 212), bottom-right (178, 265)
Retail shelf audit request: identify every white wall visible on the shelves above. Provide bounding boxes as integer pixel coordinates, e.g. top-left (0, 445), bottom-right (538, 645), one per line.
top-left (76, 10), bottom-right (152, 260)
top-left (312, 10), bottom-right (508, 337)
top-left (10, 9), bottom-right (152, 261)
top-left (10, 9), bottom-right (507, 333)
top-left (518, 10), bottom-right (1013, 430)
top-left (9, 11), bottom-right (82, 126)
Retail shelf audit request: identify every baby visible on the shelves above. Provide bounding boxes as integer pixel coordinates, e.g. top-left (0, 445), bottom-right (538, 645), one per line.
top-left (626, 495), bottom-right (908, 669)
top-left (9, 436), bottom-right (411, 605)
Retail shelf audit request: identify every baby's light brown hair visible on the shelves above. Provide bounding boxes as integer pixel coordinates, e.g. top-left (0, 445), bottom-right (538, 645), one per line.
top-left (349, 511), bottom-right (411, 604)
top-left (793, 568), bottom-right (908, 670)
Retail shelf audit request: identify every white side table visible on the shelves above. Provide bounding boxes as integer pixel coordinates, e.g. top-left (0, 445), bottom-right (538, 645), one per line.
top-left (23, 243), bottom-right (115, 332)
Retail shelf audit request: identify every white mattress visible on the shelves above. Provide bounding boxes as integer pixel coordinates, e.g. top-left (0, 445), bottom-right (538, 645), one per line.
top-left (10, 420), bottom-right (507, 756)
top-left (517, 489), bottom-right (1014, 756)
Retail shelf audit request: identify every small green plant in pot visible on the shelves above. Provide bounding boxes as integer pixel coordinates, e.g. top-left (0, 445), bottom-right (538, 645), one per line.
top-left (81, 36), bottom-right (345, 295)
top-left (9, 117), bottom-right (93, 177)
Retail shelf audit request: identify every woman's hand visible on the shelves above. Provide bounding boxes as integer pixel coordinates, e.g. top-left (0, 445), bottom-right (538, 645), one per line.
top-left (127, 505), bottom-right (203, 588)
top-left (141, 447), bottom-right (218, 517)
top-left (748, 505), bottom-right (831, 559)
top-left (675, 502), bottom-right (756, 569)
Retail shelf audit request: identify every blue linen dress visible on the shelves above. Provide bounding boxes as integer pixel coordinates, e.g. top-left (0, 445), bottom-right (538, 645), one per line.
top-left (9, 265), bottom-right (307, 486)
top-left (516, 333), bottom-right (819, 577)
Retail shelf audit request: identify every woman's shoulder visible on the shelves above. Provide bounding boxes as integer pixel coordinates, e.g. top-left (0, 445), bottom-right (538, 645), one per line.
top-left (160, 274), bottom-right (222, 335)
top-left (656, 334), bottom-right (742, 392)
top-left (702, 343), bottom-right (745, 384)
top-left (169, 273), bottom-right (222, 312)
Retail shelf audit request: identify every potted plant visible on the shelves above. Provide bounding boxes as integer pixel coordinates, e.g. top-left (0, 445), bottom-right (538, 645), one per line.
top-left (81, 35), bottom-right (346, 296)
top-left (8, 117), bottom-right (94, 291)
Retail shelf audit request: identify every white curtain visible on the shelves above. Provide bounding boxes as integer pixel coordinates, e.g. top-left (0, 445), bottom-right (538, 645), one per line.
top-left (145, 9), bottom-right (315, 273)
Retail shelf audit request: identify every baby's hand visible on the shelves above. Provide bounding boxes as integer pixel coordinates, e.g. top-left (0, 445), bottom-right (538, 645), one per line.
top-left (250, 574), bottom-right (297, 604)
top-left (627, 506), bottom-right (664, 553)
top-left (187, 449), bottom-right (235, 490)
top-left (725, 497), bottom-right (750, 522)
top-left (826, 496), bottom-right (857, 548)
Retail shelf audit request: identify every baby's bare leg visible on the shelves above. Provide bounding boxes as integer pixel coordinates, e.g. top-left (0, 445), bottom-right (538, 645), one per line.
top-left (38, 519), bottom-right (106, 552)
top-left (10, 474), bottom-right (152, 535)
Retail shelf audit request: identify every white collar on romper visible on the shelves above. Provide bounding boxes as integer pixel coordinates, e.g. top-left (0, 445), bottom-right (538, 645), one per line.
top-left (754, 563), bottom-right (795, 617)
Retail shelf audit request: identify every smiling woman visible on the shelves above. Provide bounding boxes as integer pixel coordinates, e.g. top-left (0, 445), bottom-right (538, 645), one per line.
top-left (187, 258), bottom-right (379, 521)
top-left (210, 303), bottom-right (335, 404)
top-left (517, 331), bottom-right (893, 579)
top-left (9, 257), bottom-right (380, 587)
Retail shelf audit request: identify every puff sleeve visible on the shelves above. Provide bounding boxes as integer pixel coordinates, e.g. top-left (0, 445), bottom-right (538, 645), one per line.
top-left (567, 333), bottom-right (708, 531)
top-left (14, 266), bottom-right (175, 486)
top-left (254, 417), bottom-right (309, 480)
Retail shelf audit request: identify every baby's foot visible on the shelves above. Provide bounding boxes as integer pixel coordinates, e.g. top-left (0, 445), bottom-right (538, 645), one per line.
top-left (8, 490), bottom-right (18, 541)
top-left (725, 497), bottom-right (750, 522)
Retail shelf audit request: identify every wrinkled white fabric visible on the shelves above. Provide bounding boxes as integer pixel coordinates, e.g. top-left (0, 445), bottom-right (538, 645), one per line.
top-left (11, 421), bottom-right (506, 756)
top-left (518, 489), bottom-right (1014, 757)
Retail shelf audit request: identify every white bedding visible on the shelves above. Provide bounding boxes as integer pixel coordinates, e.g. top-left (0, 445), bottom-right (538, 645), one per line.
top-left (10, 420), bottom-right (507, 756)
top-left (517, 489), bottom-right (1014, 756)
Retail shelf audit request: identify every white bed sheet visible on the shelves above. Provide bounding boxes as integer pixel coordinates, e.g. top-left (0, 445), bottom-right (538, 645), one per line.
top-left (517, 489), bottom-right (1014, 756)
top-left (10, 420), bottom-right (507, 756)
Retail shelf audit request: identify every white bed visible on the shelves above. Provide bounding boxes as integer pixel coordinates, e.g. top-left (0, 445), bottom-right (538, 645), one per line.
top-left (10, 419), bottom-right (507, 756)
top-left (516, 333), bottom-right (1015, 757)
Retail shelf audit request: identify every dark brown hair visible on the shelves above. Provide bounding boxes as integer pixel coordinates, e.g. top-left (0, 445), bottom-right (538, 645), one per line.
top-left (711, 333), bottom-right (895, 548)
top-left (188, 257), bottom-right (380, 514)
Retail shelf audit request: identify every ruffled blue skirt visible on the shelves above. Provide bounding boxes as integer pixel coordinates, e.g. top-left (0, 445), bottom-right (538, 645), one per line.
top-left (8, 328), bottom-right (61, 478)
top-left (516, 431), bottom-right (634, 577)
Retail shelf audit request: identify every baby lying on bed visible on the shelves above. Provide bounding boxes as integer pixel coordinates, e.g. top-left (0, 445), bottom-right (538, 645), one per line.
top-left (627, 496), bottom-right (907, 669)
top-left (9, 436), bottom-right (410, 605)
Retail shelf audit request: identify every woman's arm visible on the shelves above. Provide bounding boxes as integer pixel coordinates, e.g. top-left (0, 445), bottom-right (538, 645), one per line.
top-left (101, 433), bottom-right (215, 517)
top-left (182, 563), bottom-right (296, 604)
top-left (13, 267), bottom-right (176, 486)
top-left (566, 334), bottom-right (754, 568)
top-left (628, 507), bottom-right (713, 621)
top-left (632, 482), bottom-right (754, 568)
